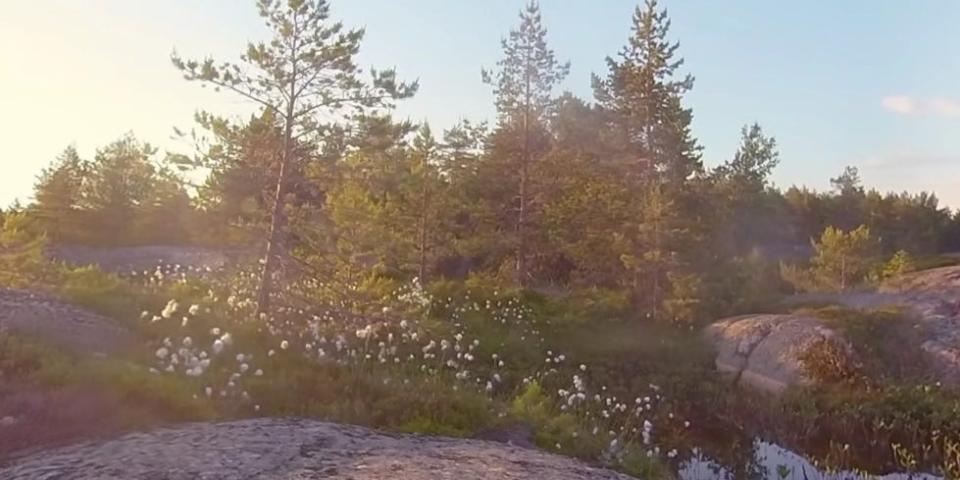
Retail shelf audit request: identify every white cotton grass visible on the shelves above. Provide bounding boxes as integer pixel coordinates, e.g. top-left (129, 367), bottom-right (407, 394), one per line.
top-left (141, 280), bottom-right (683, 467)
top-left (160, 300), bottom-right (178, 319)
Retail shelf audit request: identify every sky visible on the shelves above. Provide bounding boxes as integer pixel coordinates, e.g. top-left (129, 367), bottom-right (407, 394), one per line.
top-left (1, 1), bottom-right (959, 208)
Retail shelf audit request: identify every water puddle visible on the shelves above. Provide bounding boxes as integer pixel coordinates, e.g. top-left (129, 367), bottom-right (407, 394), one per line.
top-left (680, 440), bottom-right (941, 480)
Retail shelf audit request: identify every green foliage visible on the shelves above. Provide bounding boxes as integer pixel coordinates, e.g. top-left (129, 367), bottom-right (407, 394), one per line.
top-left (30, 136), bottom-right (196, 246)
top-left (800, 306), bottom-right (930, 382)
top-left (60, 266), bottom-right (143, 318)
top-left (812, 225), bottom-right (880, 290)
top-left (783, 225), bottom-right (882, 292)
top-left (510, 382), bottom-right (603, 459)
top-left (714, 251), bottom-right (785, 316)
top-left (550, 287), bottom-right (632, 324)
top-left (0, 333), bottom-right (215, 421)
top-left (777, 384), bottom-right (960, 474)
top-left (663, 272), bottom-right (703, 324)
top-left (881, 250), bottom-right (916, 281)
top-left (797, 336), bottom-right (864, 385)
top-left (620, 448), bottom-right (677, 479)
top-left (0, 212), bottom-right (58, 288)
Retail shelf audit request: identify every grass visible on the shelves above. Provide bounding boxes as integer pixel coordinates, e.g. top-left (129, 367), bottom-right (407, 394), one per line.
top-left (4, 243), bottom-right (960, 478)
top-left (0, 333), bottom-right (215, 458)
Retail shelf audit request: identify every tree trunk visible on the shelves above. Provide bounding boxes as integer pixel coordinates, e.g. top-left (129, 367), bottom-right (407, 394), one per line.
top-left (516, 67), bottom-right (531, 288)
top-left (256, 17), bottom-right (299, 318)
top-left (418, 170), bottom-right (430, 282)
top-left (255, 116), bottom-right (294, 316)
top-left (517, 155), bottom-right (528, 287)
top-left (840, 254), bottom-right (847, 291)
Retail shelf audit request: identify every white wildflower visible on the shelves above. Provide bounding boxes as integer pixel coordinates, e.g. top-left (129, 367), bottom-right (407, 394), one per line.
top-left (161, 300), bottom-right (178, 319)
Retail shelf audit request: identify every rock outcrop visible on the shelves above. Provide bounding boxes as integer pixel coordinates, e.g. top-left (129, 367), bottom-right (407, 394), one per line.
top-left (883, 265), bottom-right (960, 385)
top-left (0, 288), bottom-right (132, 355)
top-left (0, 418), bottom-right (635, 480)
top-left (706, 265), bottom-right (960, 391)
top-left (48, 245), bottom-right (251, 274)
top-left (703, 314), bottom-right (845, 394)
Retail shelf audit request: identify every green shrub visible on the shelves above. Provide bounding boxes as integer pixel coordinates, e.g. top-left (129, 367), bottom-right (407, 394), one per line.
top-left (510, 382), bottom-right (600, 458)
top-left (800, 306), bottom-right (930, 382)
top-left (797, 336), bottom-right (864, 385)
top-left (0, 213), bottom-right (60, 289)
top-left (881, 250), bottom-right (916, 281)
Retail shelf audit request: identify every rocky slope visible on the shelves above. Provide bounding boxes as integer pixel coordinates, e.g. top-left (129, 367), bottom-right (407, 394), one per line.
top-left (0, 418), bottom-right (635, 480)
top-left (48, 245), bottom-right (250, 274)
top-left (0, 288), bottom-right (132, 355)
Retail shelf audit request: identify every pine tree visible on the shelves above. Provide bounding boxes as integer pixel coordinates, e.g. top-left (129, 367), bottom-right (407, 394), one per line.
top-left (592, 0), bottom-right (702, 317)
top-left (712, 123), bottom-right (780, 254)
top-left (811, 225), bottom-right (879, 291)
top-left (173, 0), bottom-right (416, 315)
top-left (82, 135), bottom-right (161, 244)
top-left (34, 146), bottom-right (87, 242)
top-left (409, 124), bottom-right (443, 282)
top-left (482, 0), bottom-right (569, 287)
top-left (592, 0), bottom-right (701, 185)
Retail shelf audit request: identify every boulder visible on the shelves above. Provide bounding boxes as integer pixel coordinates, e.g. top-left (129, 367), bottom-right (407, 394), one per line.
top-left (704, 314), bottom-right (846, 394)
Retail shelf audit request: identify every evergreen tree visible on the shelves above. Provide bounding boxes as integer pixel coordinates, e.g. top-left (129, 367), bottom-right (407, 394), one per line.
top-left (190, 112), bottom-right (287, 244)
top-left (82, 135), bottom-right (163, 244)
top-left (810, 225), bottom-right (879, 291)
top-left (482, 0), bottom-right (569, 287)
top-left (712, 123), bottom-right (781, 254)
top-left (408, 124), bottom-right (446, 282)
top-left (592, 0), bottom-right (702, 317)
top-left (173, 0), bottom-right (417, 314)
top-left (33, 146), bottom-right (87, 242)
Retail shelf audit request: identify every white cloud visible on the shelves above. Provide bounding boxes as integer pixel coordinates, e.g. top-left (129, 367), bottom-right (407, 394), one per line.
top-left (927, 97), bottom-right (960, 117)
top-left (881, 95), bottom-right (960, 117)
top-left (881, 96), bottom-right (917, 115)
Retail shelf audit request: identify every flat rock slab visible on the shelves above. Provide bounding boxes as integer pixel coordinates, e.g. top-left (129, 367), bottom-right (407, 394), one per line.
top-left (0, 288), bottom-right (132, 355)
top-left (0, 418), bottom-right (635, 480)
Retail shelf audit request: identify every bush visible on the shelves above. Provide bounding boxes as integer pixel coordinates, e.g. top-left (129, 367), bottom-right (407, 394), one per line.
top-left (799, 306), bottom-right (930, 382)
top-left (881, 250), bottom-right (916, 281)
top-left (797, 336), bottom-right (864, 385)
top-left (0, 213), bottom-right (60, 289)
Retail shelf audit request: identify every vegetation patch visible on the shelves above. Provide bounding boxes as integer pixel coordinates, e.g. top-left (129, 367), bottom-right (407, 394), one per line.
top-left (797, 306), bottom-right (931, 383)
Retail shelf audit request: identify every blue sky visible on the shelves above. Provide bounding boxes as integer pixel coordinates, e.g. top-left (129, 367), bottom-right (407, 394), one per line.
top-left (2, 1), bottom-right (958, 208)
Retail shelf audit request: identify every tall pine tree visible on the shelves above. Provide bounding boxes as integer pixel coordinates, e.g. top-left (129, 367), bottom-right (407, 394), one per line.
top-left (173, 0), bottom-right (417, 315)
top-left (593, 0), bottom-right (703, 319)
top-left (482, 1), bottom-right (569, 287)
